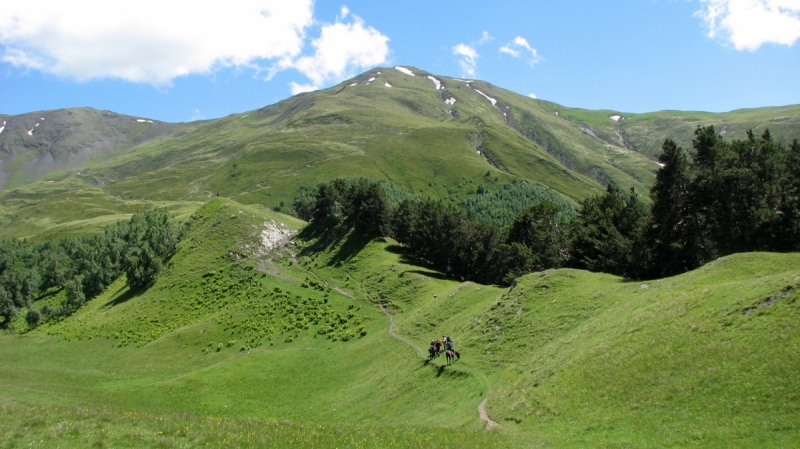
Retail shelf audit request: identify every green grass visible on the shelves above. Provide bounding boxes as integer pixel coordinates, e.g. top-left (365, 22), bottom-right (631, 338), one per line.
top-left (299, 230), bottom-right (800, 447)
top-left (2, 197), bottom-right (800, 447)
top-left (0, 198), bottom-right (524, 447)
top-left (0, 404), bottom-right (517, 449)
top-left (5, 69), bottom-right (797, 239)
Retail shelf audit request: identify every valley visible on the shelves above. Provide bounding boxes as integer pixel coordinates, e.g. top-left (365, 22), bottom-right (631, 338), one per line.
top-left (1, 198), bottom-right (798, 447)
top-left (1, 67), bottom-right (799, 448)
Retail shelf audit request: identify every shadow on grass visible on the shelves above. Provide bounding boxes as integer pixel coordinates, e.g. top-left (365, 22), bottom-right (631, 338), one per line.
top-left (103, 286), bottom-right (139, 308)
top-left (35, 287), bottom-right (64, 303)
top-left (403, 269), bottom-right (453, 281)
top-left (297, 222), bottom-right (373, 266)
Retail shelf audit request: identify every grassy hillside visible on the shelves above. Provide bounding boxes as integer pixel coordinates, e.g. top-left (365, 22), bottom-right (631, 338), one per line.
top-left (298, 233), bottom-right (800, 447)
top-left (549, 103), bottom-right (800, 159)
top-left (0, 199), bottom-right (519, 448)
top-left (0, 108), bottom-right (175, 191)
top-left (1, 197), bottom-right (798, 447)
top-left (3, 68), bottom-right (798, 243)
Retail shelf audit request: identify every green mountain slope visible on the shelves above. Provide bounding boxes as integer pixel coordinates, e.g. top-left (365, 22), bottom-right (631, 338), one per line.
top-left (1, 197), bottom-right (798, 447)
top-left (0, 108), bottom-right (174, 190)
top-left (2, 67), bottom-right (798, 242)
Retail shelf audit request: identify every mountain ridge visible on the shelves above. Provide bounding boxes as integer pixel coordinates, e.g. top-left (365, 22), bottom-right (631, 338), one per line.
top-left (1, 66), bottom-right (799, 240)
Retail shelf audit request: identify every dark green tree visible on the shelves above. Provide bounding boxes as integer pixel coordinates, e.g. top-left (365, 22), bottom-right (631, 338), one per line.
top-left (646, 139), bottom-right (704, 277)
top-left (504, 201), bottom-right (570, 273)
top-left (570, 185), bottom-right (649, 277)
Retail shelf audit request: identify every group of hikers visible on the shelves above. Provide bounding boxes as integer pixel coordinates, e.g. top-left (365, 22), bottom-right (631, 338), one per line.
top-left (429, 335), bottom-right (460, 363)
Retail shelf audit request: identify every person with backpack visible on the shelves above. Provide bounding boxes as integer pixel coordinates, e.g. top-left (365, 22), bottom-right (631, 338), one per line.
top-left (444, 335), bottom-right (460, 359)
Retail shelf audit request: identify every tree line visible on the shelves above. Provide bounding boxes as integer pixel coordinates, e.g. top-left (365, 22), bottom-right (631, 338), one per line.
top-left (293, 127), bottom-right (800, 284)
top-left (0, 209), bottom-right (183, 328)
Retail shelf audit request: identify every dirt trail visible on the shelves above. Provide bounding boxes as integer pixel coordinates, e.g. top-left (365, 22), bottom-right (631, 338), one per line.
top-left (378, 305), bottom-right (499, 430)
top-left (295, 257), bottom-right (499, 430)
top-left (379, 304), bottom-right (424, 358)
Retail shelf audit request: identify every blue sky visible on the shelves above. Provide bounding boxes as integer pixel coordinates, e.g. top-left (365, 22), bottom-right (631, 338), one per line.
top-left (1, 0), bottom-right (799, 122)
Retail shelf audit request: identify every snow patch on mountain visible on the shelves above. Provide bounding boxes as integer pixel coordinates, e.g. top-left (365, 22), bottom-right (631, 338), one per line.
top-left (0, 121), bottom-right (5, 135)
top-left (350, 83), bottom-right (358, 86)
top-left (610, 115), bottom-right (621, 122)
top-left (368, 77), bottom-right (376, 82)
top-left (395, 66), bottom-right (415, 76)
top-left (474, 89), bottom-right (497, 107)
top-left (385, 82), bottom-right (392, 87)
top-left (427, 76), bottom-right (442, 90)
top-left (27, 129), bottom-right (34, 136)
top-left (445, 97), bottom-right (456, 105)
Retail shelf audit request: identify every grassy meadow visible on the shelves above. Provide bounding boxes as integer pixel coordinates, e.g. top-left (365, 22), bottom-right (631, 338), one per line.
top-left (2, 197), bottom-right (797, 447)
top-left (1, 68), bottom-right (800, 447)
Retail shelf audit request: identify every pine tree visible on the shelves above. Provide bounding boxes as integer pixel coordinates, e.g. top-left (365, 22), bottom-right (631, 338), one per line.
top-left (647, 139), bottom-right (703, 277)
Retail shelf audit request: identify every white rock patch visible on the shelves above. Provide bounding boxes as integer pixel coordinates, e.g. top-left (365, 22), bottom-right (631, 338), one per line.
top-left (241, 114), bottom-right (249, 118)
top-left (395, 66), bottom-right (415, 76)
top-left (427, 76), bottom-right (442, 90)
top-left (260, 220), bottom-right (297, 254)
top-left (610, 115), bottom-right (621, 122)
top-left (474, 89), bottom-right (498, 107)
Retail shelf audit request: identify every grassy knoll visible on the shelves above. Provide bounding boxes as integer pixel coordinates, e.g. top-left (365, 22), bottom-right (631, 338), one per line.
top-left (1, 196), bottom-right (799, 447)
top-left (0, 175), bottom-right (201, 240)
top-left (0, 199), bottom-right (520, 448)
top-left (302, 231), bottom-right (800, 447)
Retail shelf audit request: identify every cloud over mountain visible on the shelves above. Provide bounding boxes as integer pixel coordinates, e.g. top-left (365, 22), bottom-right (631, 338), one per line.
top-left (453, 43), bottom-right (478, 77)
top-left (697, 0), bottom-right (800, 50)
top-left (288, 8), bottom-right (390, 94)
top-left (0, 1), bottom-right (389, 92)
top-left (499, 36), bottom-right (541, 67)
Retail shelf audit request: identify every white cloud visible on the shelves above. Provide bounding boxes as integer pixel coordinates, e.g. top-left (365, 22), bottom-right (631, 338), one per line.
top-left (0, 1), bottom-right (390, 94)
top-left (287, 13), bottom-right (390, 94)
top-left (500, 36), bottom-right (541, 67)
top-left (453, 43), bottom-right (478, 77)
top-left (191, 109), bottom-right (204, 121)
top-left (0, 1), bottom-right (315, 85)
top-left (697, 0), bottom-right (800, 50)
top-left (477, 31), bottom-right (494, 44)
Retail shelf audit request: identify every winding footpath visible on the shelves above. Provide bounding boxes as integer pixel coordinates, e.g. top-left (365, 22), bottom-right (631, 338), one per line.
top-left (295, 257), bottom-right (499, 430)
top-left (379, 305), bottom-right (499, 430)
